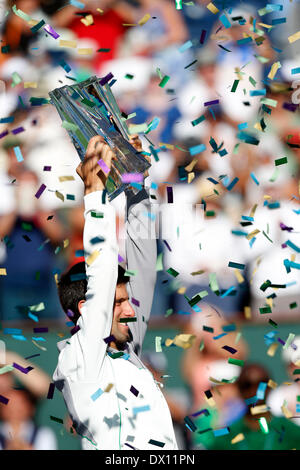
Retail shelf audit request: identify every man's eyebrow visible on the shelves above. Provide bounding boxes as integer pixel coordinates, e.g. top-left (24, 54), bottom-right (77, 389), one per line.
top-left (115, 297), bottom-right (129, 303)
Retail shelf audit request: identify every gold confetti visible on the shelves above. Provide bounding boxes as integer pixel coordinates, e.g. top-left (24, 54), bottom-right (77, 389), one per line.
top-left (268, 379), bottom-right (277, 389)
top-left (86, 250), bottom-right (100, 266)
top-left (250, 404), bottom-right (268, 415)
top-left (138, 13), bottom-right (151, 26)
top-left (234, 269), bottom-right (244, 284)
top-left (206, 2), bottom-right (219, 13)
top-left (187, 172), bottom-right (195, 184)
top-left (246, 229), bottom-right (260, 240)
top-left (58, 176), bottom-right (75, 182)
top-left (96, 8), bottom-right (104, 14)
top-left (281, 402), bottom-right (293, 418)
top-left (288, 31), bottom-right (300, 43)
top-left (32, 339), bottom-right (47, 351)
top-left (177, 286), bottom-right (186, 294)
top-left (80, 14), bottom-right (93, 26)
top-left (55, 190), bottom-right (64, 202)
top-left (231, 433), bottom-right (245, 444)
top-left (0, 268), bottom-right (7, 275)
top-left (268, 61), bottom-right (281, 80)
top-left (173, 334), bottom-right (196, 349)
top-left (185, 158), bottom-right (198, 172)
top-left (77, 48), bottom-right (93, 55)
top-left (244, 306), bottom-right (251, 319)
top-left (63, 239), bottom-right (69, 249)
top-left (159, 142), bottom-right (174, 150)
top-left (104, 383), bottom-right (114, 393)
top-left (24, 82), bottom-right (37, 88)
top-left (59, 39), bottom-right (77, 48)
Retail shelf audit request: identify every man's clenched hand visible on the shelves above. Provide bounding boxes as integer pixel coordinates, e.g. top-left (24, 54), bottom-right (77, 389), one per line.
top-left (76, 136), bottom-right (116, 195)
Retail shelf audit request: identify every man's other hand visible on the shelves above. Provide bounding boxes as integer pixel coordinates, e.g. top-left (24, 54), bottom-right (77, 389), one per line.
top-left (76, 136), bottom-right (116, 195)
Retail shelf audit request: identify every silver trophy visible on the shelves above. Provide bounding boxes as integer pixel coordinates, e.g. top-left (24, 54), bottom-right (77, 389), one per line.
top-left (49, 75), bottom-right (151, 200)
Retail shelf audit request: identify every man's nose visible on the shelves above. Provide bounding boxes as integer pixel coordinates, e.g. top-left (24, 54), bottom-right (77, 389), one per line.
top-left (123, 301), bottom-right (135, 317)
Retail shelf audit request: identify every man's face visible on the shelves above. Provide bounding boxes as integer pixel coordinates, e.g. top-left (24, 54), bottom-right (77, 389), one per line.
top-left (110, 283), bottom-right (135, 346)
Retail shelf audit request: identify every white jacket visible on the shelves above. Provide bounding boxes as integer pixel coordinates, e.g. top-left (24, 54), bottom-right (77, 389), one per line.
top-left (53, 188), bottom-right (178, 450)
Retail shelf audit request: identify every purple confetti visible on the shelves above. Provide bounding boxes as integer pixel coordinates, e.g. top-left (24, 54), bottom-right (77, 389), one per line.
top-left (97, 159), bottom-right (110, 174)
top-left (33, 327), bottom-right (48, 333)
top-left (43, 24), bottom-right (60, 39)
top-left (280, 222), bottom-right (293, 232)
top-left (118, 254), bottom-right (124, 263)
top-left (13, 362), bottom-right (34, 374)
top-left (167, 186), bottom-right (173, 203)
top-left (200, 29), bottom-right (207, 44)
top-left (47, 383), bottom-right (55, 399)
top-left (0, 395), bottom-right (9, 405)
top-left (24, 353), bottom-right (40, 360)
top-left (283, 102), bottom-right (298, 112)
top-left (103, 334), bottom-right (116, 344)
top-left (278, 338), bottom-right (285, 346)
top-left (71, 325), bottom-right (80, 335)
top-left (43, 166), bottom-right (51, 171)
top-left (190, 408), bottom-right (209, 417)
top-left (67, 309), bottom-right (74, 318)
top-left (0, 130), bottom-right (9, 139)
top-left (11, 126), bottom-right (25, 135)
top-left (121, 173), bottom-right (143, 183)
top-left (163, 240), bottom-right (172, 252)
top-left (131, 298), bottom-right (140, 307)
top-left (222, 345), bottom-right (237, 354)
top-left (125, 443), bottom-right (136, 450)
top-left (130, 385), bottom-right (139, 397)
top-left (35, 184), bottom-right (46, 199)
top-left (204, 99), bottom-right (219, 107)
top-left (100, 72), bottom-right (114, 86)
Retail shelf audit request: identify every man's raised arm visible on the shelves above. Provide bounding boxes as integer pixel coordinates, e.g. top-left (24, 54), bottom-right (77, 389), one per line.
top-left (57, 137), bottom-right (118, 381)
top-left (124, 137), bottom-right (157, 355)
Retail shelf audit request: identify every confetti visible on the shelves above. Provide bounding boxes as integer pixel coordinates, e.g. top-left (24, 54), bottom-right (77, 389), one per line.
top-left (288, 31), bottom-right (300, 44)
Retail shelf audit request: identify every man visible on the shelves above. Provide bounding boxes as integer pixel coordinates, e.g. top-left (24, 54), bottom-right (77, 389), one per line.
top-left (53, 135), bottom-right (178, 450)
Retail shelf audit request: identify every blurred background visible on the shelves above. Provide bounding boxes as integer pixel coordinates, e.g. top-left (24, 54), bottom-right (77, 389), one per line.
top-left (0, 0), bottom-right (300, 450)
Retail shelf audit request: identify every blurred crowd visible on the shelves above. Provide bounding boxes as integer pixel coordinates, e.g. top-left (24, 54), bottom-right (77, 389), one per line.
top-left (0, 0), bottom-right (300, 451)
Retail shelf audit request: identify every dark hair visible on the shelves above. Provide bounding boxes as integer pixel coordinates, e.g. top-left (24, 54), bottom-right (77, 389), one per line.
top-left (57, 262), bottom-right (129, 325)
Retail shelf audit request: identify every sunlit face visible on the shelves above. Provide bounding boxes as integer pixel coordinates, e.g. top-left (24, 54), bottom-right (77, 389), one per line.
top-left (110, 284), bottom-right (135, 347)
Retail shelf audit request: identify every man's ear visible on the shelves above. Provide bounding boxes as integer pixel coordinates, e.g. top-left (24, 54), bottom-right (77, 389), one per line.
top-left (77, 299), bottom-right (86, 315)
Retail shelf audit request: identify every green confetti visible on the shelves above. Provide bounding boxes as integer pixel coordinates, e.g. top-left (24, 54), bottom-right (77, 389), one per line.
top-left (191, 115), bottom-right (205, 127)
top-left (50, 416), bottom-right (64, 424)
top-left (209, 273), bottom-right (219, 295)
top-left (231, 79), bottom-right (239, 93)
top-left (124, 270), bottom-right (137, 277)
top-left (91, 211), bottom-right (104, 218)
top-left (165, 308), bottom-right (173, 317)
top-left (249, 76), bottom-right (257, 87)
top-left (275, 156), bottom-right (288, 166)
top-left (119, 317), bottom-right (137, 323)
top-left (159, 75), bottom-right (170, 88)
top-left (290, 302), bottom-right (298, 309)
top-left (167, 267), bottom-right (179, 277)
top-left (156, 252), bottom-right (164, 272)
top-left (203, 326), bottom-right (214, 333)
top-left (259, 306), bottom-right (272, 314)
top-left (125, 74), bottom-right (134, 80)
top-left (228, 358), bottom-right (244, 367)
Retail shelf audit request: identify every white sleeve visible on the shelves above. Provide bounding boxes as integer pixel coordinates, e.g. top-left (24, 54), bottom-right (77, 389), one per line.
top-left (33, 427), bottom-right (58, 450)
top-left (58, 191), bottom-right (119, 382)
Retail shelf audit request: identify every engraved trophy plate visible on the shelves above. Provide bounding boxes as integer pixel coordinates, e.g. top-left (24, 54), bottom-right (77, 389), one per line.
top-left (49, 76), bottom-right (151, 200)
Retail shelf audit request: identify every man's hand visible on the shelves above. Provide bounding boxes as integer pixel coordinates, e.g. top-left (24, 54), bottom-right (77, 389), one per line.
top-left (129, 134), bottom-right (151, 179)
top-left (76, 136), bottom-right (116, 195)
